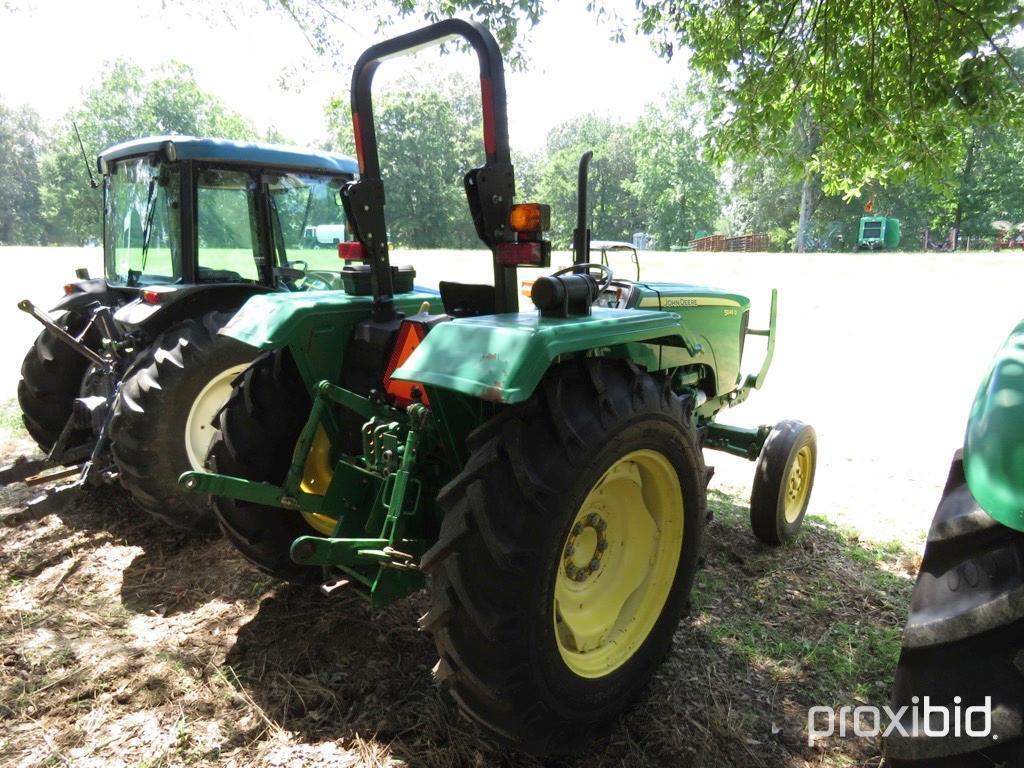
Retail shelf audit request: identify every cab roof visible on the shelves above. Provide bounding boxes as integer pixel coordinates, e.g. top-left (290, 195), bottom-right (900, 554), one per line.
top-left (98, 136), bottom-right (358, 177)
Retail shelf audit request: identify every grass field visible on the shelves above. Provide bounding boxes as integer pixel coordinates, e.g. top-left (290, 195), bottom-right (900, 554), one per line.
top-left (0, 245), bottom-right (1018, 766)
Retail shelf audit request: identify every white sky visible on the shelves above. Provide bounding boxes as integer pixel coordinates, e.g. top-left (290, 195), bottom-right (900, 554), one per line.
top-left (0, 0), bottom-right (690, 152)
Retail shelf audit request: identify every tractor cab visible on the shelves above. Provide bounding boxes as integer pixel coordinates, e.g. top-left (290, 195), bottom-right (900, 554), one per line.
top-left (98, 136), bottom-right (358, 295)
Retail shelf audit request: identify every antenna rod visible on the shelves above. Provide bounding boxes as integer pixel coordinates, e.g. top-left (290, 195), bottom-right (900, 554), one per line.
top-left (73, 121), bottom-right (98, 190)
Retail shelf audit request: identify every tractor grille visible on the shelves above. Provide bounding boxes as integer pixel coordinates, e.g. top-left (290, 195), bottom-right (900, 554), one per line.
top-left (862, 221), bottom-right (883, 238)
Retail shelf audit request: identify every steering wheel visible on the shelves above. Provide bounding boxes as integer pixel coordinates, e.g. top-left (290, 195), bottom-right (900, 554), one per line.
top-left (550, 263), bottom-right (614, 294)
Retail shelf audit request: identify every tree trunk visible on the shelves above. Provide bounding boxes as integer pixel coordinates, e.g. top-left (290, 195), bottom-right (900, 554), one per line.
top-left (796, 173), bottom-right (814, 252)
top-left (952, 128), bottom-right (977, 250)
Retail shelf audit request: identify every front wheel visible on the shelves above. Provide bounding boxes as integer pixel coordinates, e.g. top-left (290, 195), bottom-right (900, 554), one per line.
top-left (419, 359), bottom-right (707, 753)
top-left (750, 420), bottom-right (817, 545)
top-left (110, 312), bottom-right (255, 533)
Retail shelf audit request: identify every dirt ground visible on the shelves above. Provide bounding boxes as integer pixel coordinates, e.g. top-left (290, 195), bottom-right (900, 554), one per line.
top-left (1, 245), bottom-right (1008, 766)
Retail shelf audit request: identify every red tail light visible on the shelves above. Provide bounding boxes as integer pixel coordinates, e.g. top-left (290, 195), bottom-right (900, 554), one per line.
top-left (338, 241), bottom-right (366, 262)
top-left (143, 290), bottom-right (161, 305)
top-left (383, 320), bottom-right (429, 407)
top-left (497, 240), bottom-right (549, 266)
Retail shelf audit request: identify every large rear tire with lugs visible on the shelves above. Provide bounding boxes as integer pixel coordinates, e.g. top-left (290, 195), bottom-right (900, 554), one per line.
top-left (886, 452), bottom-right (1024, 766)
top-left (17, 312), bottom-right (100, 451)
top-left (419, 359), bottom-right (707, 754)
top-left (110, 312), bottom-right (255, 533)
top-left (207, 349), bottom-right (322, 581)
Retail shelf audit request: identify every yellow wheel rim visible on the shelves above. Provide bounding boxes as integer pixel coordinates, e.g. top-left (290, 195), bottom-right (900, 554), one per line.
top-left (553, 449), bottom-right (684, 678)
top-left (299, 426), bottom-right (338, 536)
top-left (783, 445), bottom-right (813, 524)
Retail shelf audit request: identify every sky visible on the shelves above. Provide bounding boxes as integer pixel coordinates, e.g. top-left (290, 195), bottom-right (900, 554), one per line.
top-left (0, 0), bottom-right (690, 152)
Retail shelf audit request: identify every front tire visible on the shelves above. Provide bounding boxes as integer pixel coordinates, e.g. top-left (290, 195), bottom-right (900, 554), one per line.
top-left (419, 359), bottom-right (707, 753)
top-left (750, 420), bottom-right (817, 545)
top-left (17, 312), bottom-right (100, 451)
top-left (886, 453), bottom-right (1024, 766)
top-left (110, 312), bottom-right (255, 533)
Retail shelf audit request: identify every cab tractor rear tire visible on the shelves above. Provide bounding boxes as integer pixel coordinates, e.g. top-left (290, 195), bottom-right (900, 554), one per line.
top-left (750, 420), bottom-right (817, 545)
top-left (17, 311), bottom-right (100, 452)
top-left (206, 349), bottom-right (322, 581)
top-left (109, 312), bottom-right (255, 534)
top-left (885, 453), bottom-right (1024, 766)
top-left (419, 359), bottom-right (708, 754)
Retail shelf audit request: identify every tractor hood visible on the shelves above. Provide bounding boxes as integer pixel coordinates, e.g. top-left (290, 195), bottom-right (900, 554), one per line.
top-left (964, 319), bottom-right (1024, 532)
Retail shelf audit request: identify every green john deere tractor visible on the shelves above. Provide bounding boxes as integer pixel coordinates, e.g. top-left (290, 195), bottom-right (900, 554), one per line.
top-left (886, 322), bottom-right (1024, 766)
top-left (181, 19), bottom-right (818, 752)
top-left (9, 137), bottom-right (361, 531)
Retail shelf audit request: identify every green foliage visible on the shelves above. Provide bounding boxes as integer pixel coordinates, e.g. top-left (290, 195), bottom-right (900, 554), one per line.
top-left (40, 60), bottom-right (256, 245)
top-left (270, 0), bottom-right (542, 69)
top-left (628, 89), bottom-right (720, 248)
top-left (0, 100), bottom-right (44, 244)
top-left (536, 115), bottom-right (642, 248)
top-left (326, 72), bottom-right (484, 248)
top-left (630, 0), bottom-right (1024, 195)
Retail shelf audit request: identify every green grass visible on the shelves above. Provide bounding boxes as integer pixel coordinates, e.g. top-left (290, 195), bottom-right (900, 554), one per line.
top-left (694, 490), bottom-right (915, 709)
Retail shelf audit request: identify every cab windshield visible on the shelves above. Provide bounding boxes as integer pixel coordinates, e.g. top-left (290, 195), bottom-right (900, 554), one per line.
top-left (104, 158), bottom-right (181, 286)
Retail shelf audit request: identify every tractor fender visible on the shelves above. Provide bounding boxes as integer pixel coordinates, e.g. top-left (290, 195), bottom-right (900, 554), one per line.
top-left (391, 307), bottom-right (694, 404)
top-left (51, 278), bottom-right (122, 312)
top-left (964, 318), bottom-right (1024, 532)
top-left (113, 284), bottom-right (275, 338)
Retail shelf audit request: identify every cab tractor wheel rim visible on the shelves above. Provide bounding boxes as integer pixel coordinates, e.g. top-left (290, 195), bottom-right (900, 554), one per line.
top-left (783, 445), bottom-right (813, 524)
top-left (299, 426), bottom-right (338, 536)
top-left (184, 364), bottom-right (250, 471)
top-left (553, 449), bottom-right (684, 678)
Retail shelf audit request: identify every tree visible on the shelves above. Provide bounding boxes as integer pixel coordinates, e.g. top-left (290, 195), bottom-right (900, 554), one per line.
top-left (535, 115), bottom-right (642, 248)
top-left (40, 60), bottom-right (256, 244)
top-left (628, 89), bottom-right (720, 248)
top-left (625, 0), bottom-right (1024, 195)
top-left (0, 99), bottom-right (44, 245)
top-left (191, 0), bottom-right (541, 70)
top-left (325, 73), bottom-right (484, 248)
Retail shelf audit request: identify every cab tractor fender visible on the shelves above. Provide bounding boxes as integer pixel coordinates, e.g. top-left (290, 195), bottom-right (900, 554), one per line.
top-left (390, 307), bottom-right (697, 405)
top-left (964, 318), bottom-right (1024, 532)
top-left (112, 283), bottom-right (276, 338)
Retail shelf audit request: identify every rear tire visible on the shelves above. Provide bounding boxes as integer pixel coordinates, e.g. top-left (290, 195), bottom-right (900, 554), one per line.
top-left (419, 359), bottom-right (707, 754)
top-left (17, 312), bottom-right (99, 451)
top-left (110, 312), bottom-right (255, 533)
top-left (886, 452), bottom-right (1024, 766)
top-left (207, 349), bottom-right (320, 581)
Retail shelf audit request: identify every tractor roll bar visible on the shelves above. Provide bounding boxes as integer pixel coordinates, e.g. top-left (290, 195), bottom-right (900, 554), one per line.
top-left (342, 19), bottom-right (517, 320)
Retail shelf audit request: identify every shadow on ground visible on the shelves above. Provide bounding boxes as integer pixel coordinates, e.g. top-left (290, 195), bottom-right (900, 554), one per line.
top-left (222, 488), bottom-right (917, 767)
top-left (0, 473), bottom-right (257, 617)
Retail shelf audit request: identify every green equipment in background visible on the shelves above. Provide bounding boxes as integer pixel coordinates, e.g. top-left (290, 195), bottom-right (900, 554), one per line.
top-left (857, 215), bottom-right (901, 250)
top-left (181, 19), bottom-right (818, 754)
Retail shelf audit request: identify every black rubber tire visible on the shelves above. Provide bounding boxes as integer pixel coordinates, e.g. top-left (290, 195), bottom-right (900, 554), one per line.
top-left (886, 452), bottom-right (1024, 766)
top-left (110, 312), bottom-right (256, 533)
top-left (207, 349), bottom-right (320, 581)
top-left (17, 312), bottom-right (100, 451)
top-left (419, 359), bottom-right (708, 754)
top-left (750, 419), bottom-right (817, 545)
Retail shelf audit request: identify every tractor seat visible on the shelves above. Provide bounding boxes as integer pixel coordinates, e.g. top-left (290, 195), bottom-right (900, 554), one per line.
top-left (439, 281), bottom-right (496, 318)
